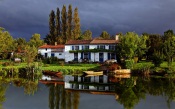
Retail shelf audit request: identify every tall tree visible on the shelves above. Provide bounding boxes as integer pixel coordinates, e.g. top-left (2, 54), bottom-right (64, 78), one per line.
top-left (44, 10), bottom-right (56, 45)
top-left (99, 31), bottom-right (110, 39)
top-left (61, 5), bottom-right (67, 43)
top-left (72, 7), bottom-right (81, 40)
top-left (55, 8), bottom-right (61, 38)
top-left (145, 33), bottom-right (163, 60)
top-left (163, 30), bottom-right (175, 68)
top-left (67, 4), bottom-right (72, 40)
top-left (135, 35), bottom-right (148, 61)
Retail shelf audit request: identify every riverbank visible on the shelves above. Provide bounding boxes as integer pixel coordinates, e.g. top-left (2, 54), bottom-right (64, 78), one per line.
top-left (0, 60), bottom-right (175, 76)
top-left (0, 60), bottom-right (100, 75)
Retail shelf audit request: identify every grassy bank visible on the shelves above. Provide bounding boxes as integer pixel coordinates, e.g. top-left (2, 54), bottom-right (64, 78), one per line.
top-left (133, 61), bottom-right (175, 74)
top-left (0, 60), bottom-right (100, 74)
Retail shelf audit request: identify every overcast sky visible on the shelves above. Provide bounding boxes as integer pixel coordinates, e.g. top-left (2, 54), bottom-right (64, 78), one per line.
top-left (0, 0), bottom-right (175, 40)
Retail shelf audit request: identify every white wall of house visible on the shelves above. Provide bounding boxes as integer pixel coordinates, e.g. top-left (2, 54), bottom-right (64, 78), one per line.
top-left (65, 44), bottom-right (116, 62)
top-left (38, 48), bottom-right (51, 56)
top-left (65, 45), bottom-right (74, 62)
top-left (38, 48), bottom-right (65, 59)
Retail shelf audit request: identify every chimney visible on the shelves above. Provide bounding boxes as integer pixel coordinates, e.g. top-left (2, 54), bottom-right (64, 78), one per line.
top-left (55, 42), bottom-right (57, 45)
top-left (115, 34), bottom-right (119, 40)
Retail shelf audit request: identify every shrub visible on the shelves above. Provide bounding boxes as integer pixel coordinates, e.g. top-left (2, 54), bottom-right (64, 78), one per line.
top-left (125, 59), bottom-right (134, 69)
top-left (2, 62), bottom-right (14, 66)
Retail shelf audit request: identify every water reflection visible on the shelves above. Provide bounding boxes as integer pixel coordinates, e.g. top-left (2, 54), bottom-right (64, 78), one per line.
top-left (1, 72), bottom-right (175, 109)
top-left (64, 75), bottom-right (175, 109)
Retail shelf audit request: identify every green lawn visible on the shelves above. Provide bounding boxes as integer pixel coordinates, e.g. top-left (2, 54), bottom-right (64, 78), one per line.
top-left (0, 60), bottom-right (100, 74)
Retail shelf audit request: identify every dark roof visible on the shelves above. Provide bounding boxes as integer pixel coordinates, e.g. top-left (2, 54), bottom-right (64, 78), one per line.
top-left (39, 44), bottom-right (64, 49)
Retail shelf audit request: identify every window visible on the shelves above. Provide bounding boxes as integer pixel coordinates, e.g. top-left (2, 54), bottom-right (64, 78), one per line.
top-left (51, 53), bottom-right (55, 57)
top-left (109, 45), bottom-right (116, 50)
top-left (97, 45), bottom-right (105, 49)
top-left (45, 48), bottom-right (47, 51)
top-left (100, 45), bottom-right (105, 49)
top-left (84, 45), bottom-right (89, 50)
top-left (59, 53), bottom-right (62, 55)
top-left (72, 46), bottom-right (74, 50)
top-left (75, 46), bottom-right (79, 50)
top-left (84, 53), bottom-right (89, 59)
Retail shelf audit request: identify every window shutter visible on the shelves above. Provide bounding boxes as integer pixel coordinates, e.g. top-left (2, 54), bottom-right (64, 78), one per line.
top-left (82, 46), bottom-right (84, 50)
top-left (72, 46), bottom-right (74, 50)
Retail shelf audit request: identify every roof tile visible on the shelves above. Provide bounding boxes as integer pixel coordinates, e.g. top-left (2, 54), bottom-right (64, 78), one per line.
top-left (39, 44), bottom-right (65, 49)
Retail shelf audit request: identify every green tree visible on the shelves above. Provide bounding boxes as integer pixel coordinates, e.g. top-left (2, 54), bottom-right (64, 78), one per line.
top-left (99, 31), bottom-right (110, 39)
top-left (119, 32), bottom-right (139, 60)
top-left (61, 5), bottom-right (67, 43)
top-left (67, 4), bottom-right (73, 40)
top-left (14, 38), bottom-right (27, 52)
top-left (163, 30), bottom-right (175, 68)
top-left (135, 35), bottom-right (148, 61)
top-left (28, 33), bottom-right (43, 48)
top-left (145, 33), bottom-right (163, 60)
top-left (0, 27), bottom-right (14, 59)
top-left (24, 45), bottom-right (38, 66)
top-left (81, 29), bottom-right (92, 40)
top-left (72, 7), bottom-right (81, 40)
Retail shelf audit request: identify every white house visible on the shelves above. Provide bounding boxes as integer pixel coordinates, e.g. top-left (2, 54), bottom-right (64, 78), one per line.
top-left (64, 37), bottom-right (119, 62)
top-left (38, 44), bottom-right (65, 59)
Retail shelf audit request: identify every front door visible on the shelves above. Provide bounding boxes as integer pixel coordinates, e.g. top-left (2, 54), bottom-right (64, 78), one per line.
top-left (99, 53), bottom-right (104, 62)
top-left (45, 53), bottom-right (48, 58)
top-left (74, 53), bottom-right (78, 62)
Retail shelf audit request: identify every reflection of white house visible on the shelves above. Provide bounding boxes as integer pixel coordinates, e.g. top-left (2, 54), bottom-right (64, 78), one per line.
top-left (64, 75), bottom-right (115, 91)
top-left (65, 36), bottom-right (119, 62)
top-left (38, 44), bottom-right (65, 59)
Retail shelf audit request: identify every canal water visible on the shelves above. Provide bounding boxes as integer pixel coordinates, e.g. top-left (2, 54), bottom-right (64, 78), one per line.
top-left (1, 75), bottom-right (175, 109)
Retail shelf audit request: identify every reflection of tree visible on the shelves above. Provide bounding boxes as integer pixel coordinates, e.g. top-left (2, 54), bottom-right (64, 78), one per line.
top-left (66, 91), bottom-right (72, 109)
top-left (115, 77), bottom-right (175, 109)
top-left (73, 91), bottom-right (80, 109)
top-left (61, 85), bottom-right (66, 109)
top-left (47, 84), bottom-right (80, 109)
top-left (55, 85), bottom-right (60, 109)
top-left (115, 77), bottom-right (145, 109)
top-left (49, 84), bottom-right (55, 109)
top-left (0, 81), bottom-right (8, 109)
top-left (24, 81), bottom-right (38, 95)
top-left (163, 78), bottom-right (175, 109)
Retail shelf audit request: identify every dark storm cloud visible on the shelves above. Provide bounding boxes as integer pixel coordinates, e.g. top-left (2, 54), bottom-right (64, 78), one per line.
top-left (0, 0), bottom-right (175, 40)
